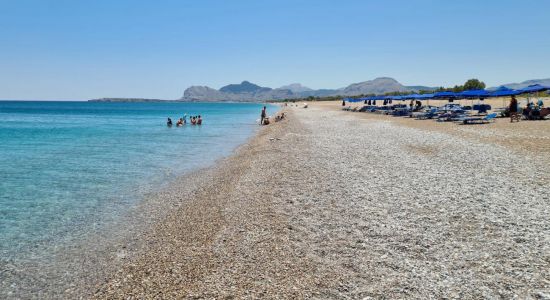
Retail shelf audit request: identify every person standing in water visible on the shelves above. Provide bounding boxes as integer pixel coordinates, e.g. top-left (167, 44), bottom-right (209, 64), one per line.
top-left (167, 117), bottom-right (173, 127)
top-left (260, 106), bottom-right (267, 125)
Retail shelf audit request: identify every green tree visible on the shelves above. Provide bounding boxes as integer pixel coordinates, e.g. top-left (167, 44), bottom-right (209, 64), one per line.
top-left (463, 79), bottom-right (486, 90)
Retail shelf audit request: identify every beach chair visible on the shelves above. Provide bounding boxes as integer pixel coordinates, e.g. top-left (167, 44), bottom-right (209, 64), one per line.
top-left (458, 113), bottom-right (497, 124)
top-left (414, 108), bottom-right (438, 120)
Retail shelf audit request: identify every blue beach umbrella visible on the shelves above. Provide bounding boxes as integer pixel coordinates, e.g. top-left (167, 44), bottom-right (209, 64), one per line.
top-left (434, 91), bottom-right (458, 99)
top-left (490, 86), bottom-right (520, 97)
top-left (491, 87), bottom-right (520, 107)
top-left (415, 93), bottom-right (435, 106)
top-left (459, 89), bottom-right (490, 99)
top-left (517, 85), bottom-right (550, 105)
top-left (416, 93), bottom-right (435, 99)
top-left (517, 84), bottom-right (550, 94)
top-left (404, 94), bottom-right (420, 100)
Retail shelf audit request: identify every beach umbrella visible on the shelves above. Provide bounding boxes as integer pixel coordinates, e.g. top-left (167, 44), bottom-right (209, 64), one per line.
top-left (517, 84), bottom-right (550, 94)
top-left (416, 93), bottom-right (435, 99)
top-left (434, 91), bottom-right (458, 98)
top-left (490, 86), bottom-right (520, 97)
top-left (491, 87), bottom-right (520, 107)
top-left (459, 89), bottom-right (490, 99)
top-left (517, 84), bottom-right (550, 106)
top-left (459, 89), bottom-right (491, 109)
top-left (434, 91), bottom-right (458, 105)
top-left (416, 93), bottom-right (435, 106)
top-left (407, 94), bottom-right (421, 99)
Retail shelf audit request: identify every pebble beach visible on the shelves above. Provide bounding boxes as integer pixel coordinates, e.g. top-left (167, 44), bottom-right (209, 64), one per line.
top-left (87, 102), bottom-right (550, 299)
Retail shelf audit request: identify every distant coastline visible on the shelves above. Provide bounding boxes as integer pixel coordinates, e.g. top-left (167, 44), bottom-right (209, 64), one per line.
top-left (88, 98), bottom-right (279, 103)
top-left (88, 98), bottom-right (170, 102)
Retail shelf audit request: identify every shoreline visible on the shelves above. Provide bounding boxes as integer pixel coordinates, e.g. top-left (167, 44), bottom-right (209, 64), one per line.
top-left (92, 104), bottom-right (548, 298)
top-left (4, 102), bottom-right (548, 298)
top-left (0, 105), bottom-right (278, 299)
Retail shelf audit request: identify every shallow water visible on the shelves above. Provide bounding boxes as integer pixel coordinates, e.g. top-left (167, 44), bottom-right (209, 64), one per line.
top-left (0, 101), bottom-right (275, 261)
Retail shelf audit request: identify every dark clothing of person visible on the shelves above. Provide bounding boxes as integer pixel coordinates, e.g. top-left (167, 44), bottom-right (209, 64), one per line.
top-left (510, 99), bottom-right (518, 113)
top-left (261, 108), bottom-right (267, 125)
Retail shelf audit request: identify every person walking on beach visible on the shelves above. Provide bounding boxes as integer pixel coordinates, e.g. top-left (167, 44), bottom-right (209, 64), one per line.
top-left (260, 106), bottom-right (267, 125)
top-left (510, 95), bottom-right (519, 123)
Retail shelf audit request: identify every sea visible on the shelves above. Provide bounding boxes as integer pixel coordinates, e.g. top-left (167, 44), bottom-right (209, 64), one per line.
top-left (0, 101), bottom-right (276, 263)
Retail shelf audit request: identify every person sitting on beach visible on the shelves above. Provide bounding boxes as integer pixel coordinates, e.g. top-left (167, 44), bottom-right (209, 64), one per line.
top-left (523, 104), bottom-right (532, 119)
top-left (176, 118), bottom-right (183, 126)
top-left (167, 117), bottom-right (173, 127)
top-left (537, 99), bottom-right (544, 108)
top-left (197, 115), bottom-right (202, 125)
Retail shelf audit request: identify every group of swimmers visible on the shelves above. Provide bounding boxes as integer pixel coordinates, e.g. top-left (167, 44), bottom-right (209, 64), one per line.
top-left (166, 115), bottom-right (202, 127)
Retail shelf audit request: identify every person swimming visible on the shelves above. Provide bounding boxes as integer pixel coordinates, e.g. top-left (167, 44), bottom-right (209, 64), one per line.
top-left (167, 117), bottom-right (173, 127)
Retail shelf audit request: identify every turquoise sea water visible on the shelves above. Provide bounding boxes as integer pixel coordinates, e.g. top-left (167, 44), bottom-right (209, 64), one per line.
top-left (0, 101), bottom-right (274, 260)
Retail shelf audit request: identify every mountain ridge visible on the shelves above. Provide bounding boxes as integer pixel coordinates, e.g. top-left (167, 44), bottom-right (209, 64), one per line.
top-left (489, 78), bottom-right (550, 90)
top-left (181, 77), bottom-right (437, 102)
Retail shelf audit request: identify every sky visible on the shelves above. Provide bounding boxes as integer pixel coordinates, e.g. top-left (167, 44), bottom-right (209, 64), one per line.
top-left (0, 0), bottom-right (549, 100)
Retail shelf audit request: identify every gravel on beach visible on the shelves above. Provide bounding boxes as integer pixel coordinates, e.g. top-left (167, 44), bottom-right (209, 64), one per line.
top-left (89, 104), bottom-right (549, 299)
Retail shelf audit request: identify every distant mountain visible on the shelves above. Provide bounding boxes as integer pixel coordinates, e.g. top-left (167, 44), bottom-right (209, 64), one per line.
top-left (181, 77), bottom-right (550, 102)
top-left (279, 83), bottom-right (313, 93)
top-left (490, 78), bottom-right (550, 90)
top-left (338, 77), bottom-right (406, 96)
top-left (180, 77), bottom-right (430, 102)
top-left (92, 78), bottom-right (548, 102)
top-left (183, 82), bottom-right (293, 102)
top-left (219, 81), bottom-right (272, 94)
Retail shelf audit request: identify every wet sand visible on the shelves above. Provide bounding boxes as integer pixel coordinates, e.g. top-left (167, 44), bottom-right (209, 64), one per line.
top-left (89, 103), bottom-right (549, 299)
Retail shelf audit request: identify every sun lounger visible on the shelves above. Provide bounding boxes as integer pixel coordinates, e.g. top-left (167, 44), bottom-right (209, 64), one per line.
top-left (414, 108), bottom-right (438, 120)
top-left (458, 113), bottom-right (497, 124)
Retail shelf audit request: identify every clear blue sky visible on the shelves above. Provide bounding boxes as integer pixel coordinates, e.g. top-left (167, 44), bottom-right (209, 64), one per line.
top-left (1, 0), bottom-right (549, 100)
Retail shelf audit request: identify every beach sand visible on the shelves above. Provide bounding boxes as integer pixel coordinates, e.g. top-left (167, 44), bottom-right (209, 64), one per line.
top-left (87, 102), bottom-right (550, 299)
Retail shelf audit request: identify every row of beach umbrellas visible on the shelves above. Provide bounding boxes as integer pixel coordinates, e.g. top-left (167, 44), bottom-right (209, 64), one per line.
top-left (344, 84), bottom-right (550, 103)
